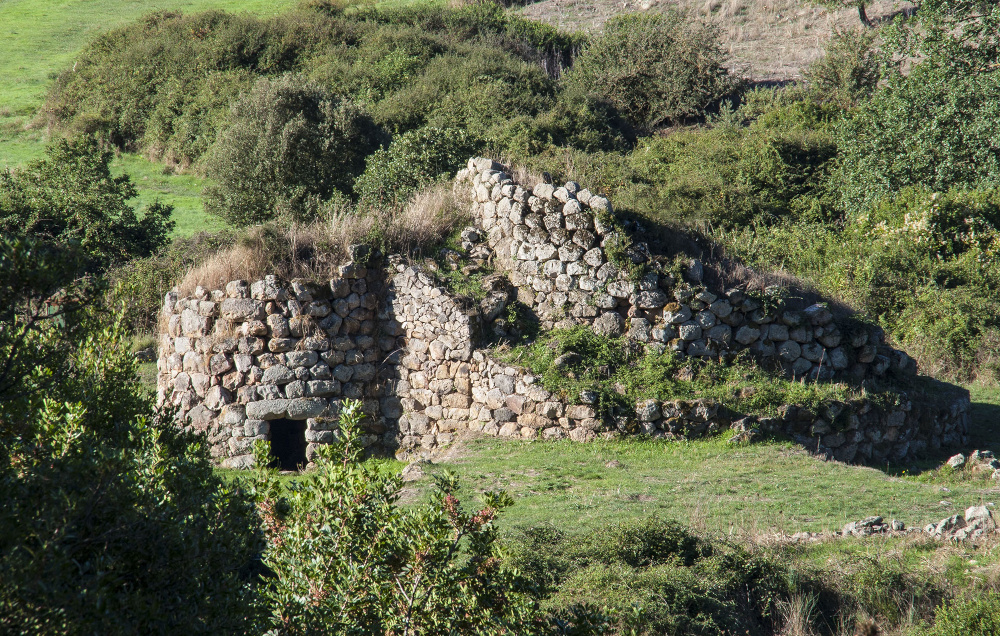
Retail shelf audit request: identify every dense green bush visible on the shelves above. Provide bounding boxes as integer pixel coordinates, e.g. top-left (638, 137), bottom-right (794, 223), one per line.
top-left (44, 4), bottom-right (588, 166)
top-left (355, 127), bottom-right (477, 207)
top-left (0, 137), bottom-right (173, 272)
top-left (0, 248), bottom-right (262, 634)
top-left (838, 65), bottom-right (1000, 212)
top-left (507, 519), bottom-right (788, 635)
top-left (837, 1), bottom-right (1000, 212)
top-left (249, 400), bottom-right (542, 634)
top-left (43, 10), bottom-right (311, 151)
top-left (928, 593), bottom-right (1000, 636)
top-left (622, 99), bottom-right (839, 227)
top-left (804, 28), bottom-right (881, 108)
top-left (203, 74), bottom-right (384, 224)
top-left (716, 186), bottom-right (1000, 380)
top-left (562, 11), bottom-right (739, 132)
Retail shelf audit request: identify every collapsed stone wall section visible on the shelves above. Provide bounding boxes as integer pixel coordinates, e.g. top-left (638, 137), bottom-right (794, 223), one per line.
top-left (456, 157), bottom-right (917, 383)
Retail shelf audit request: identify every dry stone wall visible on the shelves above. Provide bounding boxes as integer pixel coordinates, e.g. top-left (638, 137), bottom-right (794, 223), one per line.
top-left (158, 263), bottom-right (400, 469)
top-left (457, 158), bottom-right (916, 383)
top-left (157, 157), bottom-right (970, 468)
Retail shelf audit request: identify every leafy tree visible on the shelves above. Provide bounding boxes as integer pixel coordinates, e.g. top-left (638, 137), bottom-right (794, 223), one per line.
top-left (0, 238), bottom-right (93, 413)
top-left (562, 11), bottom-right (739, 132)
top-left (0, 137), bottom-right (174, 272)
top-left (250, 400), bottom-right (543, 635)
top-left (900, 0), bottom-right (1000, 73)
top-left (0, 240), bottom-right (263, 634)
top-left (204, 74), bottom-right (385, 225)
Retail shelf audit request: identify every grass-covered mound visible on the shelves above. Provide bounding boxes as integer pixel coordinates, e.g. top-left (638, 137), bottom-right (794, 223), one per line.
top-left (498, 325), bottom-right (901, 423)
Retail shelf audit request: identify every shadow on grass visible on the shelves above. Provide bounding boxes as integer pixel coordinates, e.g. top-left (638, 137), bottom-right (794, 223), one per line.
top-left (969, 396), bottom-right (1000, 450)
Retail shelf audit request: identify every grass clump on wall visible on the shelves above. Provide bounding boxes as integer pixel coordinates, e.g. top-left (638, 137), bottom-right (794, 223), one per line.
top-left (498, 326), bottom-right (878, 421)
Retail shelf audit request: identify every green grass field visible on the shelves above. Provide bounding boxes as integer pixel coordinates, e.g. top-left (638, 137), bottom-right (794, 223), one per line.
top-left (392, 388), bottom-right (1000, 538)
top-left (409, 433), bottom-right (999, 537)
top-left (0, 0), bottom-right (301, 118)
top-left (0, 0), bottom-right (304, 237)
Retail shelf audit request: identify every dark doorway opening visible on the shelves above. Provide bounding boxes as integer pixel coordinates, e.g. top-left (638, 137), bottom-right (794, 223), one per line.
top-left (268, 419), bottom-right (307, 471)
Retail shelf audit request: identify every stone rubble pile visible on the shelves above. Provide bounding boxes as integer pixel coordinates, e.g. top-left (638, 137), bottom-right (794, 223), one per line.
top-left (790, 506), bottom-right (997, 543)
top-left (945, 450), bottom-right (1000, 479)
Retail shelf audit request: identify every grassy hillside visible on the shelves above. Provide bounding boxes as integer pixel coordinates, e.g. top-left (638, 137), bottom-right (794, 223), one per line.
top-left (0, 0), bottom-right (301, 118)
top-left (0, 0), bottom-right (302, 236)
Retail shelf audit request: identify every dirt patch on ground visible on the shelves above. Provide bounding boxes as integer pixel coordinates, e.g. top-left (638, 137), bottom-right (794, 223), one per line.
top-left (520, 0), bottom-right (915, 81)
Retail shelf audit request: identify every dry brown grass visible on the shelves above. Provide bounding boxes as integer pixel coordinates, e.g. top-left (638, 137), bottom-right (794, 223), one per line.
top-left (175, 182), bottom-right (468, 295)
top-left (521, 0), bottom-right (916, 81)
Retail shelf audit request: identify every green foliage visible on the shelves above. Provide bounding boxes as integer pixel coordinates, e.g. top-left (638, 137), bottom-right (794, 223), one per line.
top-left (563, 11), bottom-right (739, 132)
top-left (0, 260), bottom-right (261, 634)
top-left (623, 98), bottom-right (839, 227)
top-left (895, 0), bottom-right (1000, 74)
top-left (355, 126), bottom-right (477, 207)
top-left (0, 237), bottom-right (94, 410)
top-left (805, 28), bottom-right (882, 108)
top-left (43, 9), bottom-right (312, 151)
top-left (43, 4), bottom-right (604, 171)
top-left (204, 74), bottom-right (384, 225)
top-left (929, 593), bottom-right (1000, 636)
top-left (249, 399), bottom-right (542, 635)
top-left (838, 65), bottom-right (1000, 212)
top-left (717, 186), bottom-right (1000, 379)
top-left (837, 1), bottom-right (1000, 211)
top-left (507, 518), bottom-right (788, 635)
top-left (0, 136), bottom-right (174, 272)
top-left (371, 48), bottom-right (555, 148)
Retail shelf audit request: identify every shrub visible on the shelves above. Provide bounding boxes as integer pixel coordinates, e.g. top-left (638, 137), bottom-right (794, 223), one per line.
top-left (562, 11), bottom-right (739, 132)
top-left (43, 10), bottom-right (310, 152)
top-left (838, 65), bottom-right (1000, 212)
top-left (372, 48), bottom-right (555, 139)
top-left (930, 593), bottom-right (1000, 636)
top-left (0, 136), bottom-right (174, 272)
top-left (203, 74), bottom-right (385, 225)
top-left (355, 126), bottom-right (477, 207)
top-left (507, 518), bottom-right (788, 635)
top-left (715, 186), bottom-right (1000, 380)
top-left (805, 28), bottom-right (882, 108)
top-left (622, 99), bottom-right (839, 227)
top-left (0, 258), bottom-right (261, 634)
top-left (43, 4), bottom-right (581, 169)
top-left (249, 400), bottom-right (541, 634)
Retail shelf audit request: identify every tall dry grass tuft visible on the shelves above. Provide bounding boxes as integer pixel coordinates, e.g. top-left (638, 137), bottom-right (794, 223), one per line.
top-left (176, 182), bottom-right (467, 295)
top-left (779, 593), bottom-right (820, 636)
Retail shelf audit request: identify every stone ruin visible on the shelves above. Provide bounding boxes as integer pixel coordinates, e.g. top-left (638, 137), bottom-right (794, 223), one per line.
top-left (156, 157), bottom-right (970, 469)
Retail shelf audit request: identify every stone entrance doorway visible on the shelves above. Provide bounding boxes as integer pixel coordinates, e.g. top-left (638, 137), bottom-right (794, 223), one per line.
top-left (268, 419), bottom-right (307, 470)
